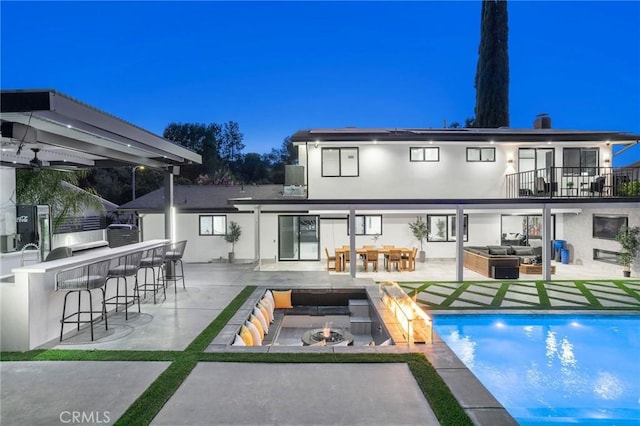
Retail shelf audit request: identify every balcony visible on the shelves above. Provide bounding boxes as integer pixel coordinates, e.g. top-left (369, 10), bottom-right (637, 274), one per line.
top-left (506, 167), bottom-right (640, 199)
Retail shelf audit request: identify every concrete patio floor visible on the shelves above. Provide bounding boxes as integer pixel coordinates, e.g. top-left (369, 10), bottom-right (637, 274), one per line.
top-left (1, 262), bottom-right (638, 426)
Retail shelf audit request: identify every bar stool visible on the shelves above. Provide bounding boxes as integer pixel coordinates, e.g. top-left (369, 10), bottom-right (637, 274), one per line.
top-left (161, 240), bottom-right (187, 293)
top-left (104, 251), bottom-right (143, 319)
top-left (138, 244), bottom-right (167, 304)
top-left (56, 259), bottom-right (111, 341)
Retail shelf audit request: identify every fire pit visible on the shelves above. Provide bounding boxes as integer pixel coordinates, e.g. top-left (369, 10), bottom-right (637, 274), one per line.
top-left (301, 327), bottom-right (354, 346)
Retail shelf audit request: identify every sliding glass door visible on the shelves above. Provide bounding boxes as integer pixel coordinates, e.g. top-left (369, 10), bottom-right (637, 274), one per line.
top-left (278, 215), bottom-right (319, 261)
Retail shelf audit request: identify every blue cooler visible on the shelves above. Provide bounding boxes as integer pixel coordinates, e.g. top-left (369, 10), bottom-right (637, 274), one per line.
top-left (553, 240), bottom-right (566, 262)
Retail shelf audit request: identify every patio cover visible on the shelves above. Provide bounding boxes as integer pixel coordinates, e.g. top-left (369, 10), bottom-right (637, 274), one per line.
top-left (0, 89), bottom-right (201, 169)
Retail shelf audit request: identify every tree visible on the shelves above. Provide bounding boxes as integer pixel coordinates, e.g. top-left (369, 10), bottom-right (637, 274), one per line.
top-left (16, 169), bottom-right (104, 232)
top-left (218, 121), bottom-right (245, 171)
top-left (236, 153), bottom-right (270, 183)
top-left (163, 122), bottom-right (222, 181)
top-left (474, 0), bottom-right (509, 128)
top-left (263, 136), bottom-right (297, 184)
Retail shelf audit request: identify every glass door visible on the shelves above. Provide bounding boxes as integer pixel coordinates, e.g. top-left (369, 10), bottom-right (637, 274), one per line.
top-left (278, 215), bottom-right (319, 261)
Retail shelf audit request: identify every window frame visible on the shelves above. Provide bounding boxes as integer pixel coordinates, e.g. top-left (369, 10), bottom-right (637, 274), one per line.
top-left (562, 147), bottom-right (599, 176)
top-left (199, 215), bottom-right (227, 236)
top-left (466, 147), bottom-right (496, 162)
top-left (427, 214), bottom-right (468, 242)
top-left (321, 147), bottom-right (359, 177)
top-left (409, 147), bottom-right (440, 162)
top-left (347, 214), bottom-right (382, 236)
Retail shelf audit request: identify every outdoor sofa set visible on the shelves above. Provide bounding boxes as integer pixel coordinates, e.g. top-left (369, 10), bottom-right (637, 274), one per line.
top-left (463, 245), bottom-right (542, 279)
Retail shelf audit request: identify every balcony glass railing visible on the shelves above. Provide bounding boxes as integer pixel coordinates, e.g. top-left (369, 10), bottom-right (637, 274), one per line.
top-left (505, 167), bottom-right (640, 199)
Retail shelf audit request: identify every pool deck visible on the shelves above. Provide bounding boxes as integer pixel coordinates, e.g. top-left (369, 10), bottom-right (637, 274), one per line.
top-left (1, 262), bottom-right (638, 425)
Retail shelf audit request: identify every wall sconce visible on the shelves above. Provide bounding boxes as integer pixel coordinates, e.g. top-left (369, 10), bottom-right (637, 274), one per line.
top-left (604, 158), bottom-right (610, 164)
top-left (507, 158), bottom-right (514, 164)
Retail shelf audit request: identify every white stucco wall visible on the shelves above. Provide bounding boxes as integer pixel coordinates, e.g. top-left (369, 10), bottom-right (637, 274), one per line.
top-left (563, 207), bottom-right (640, 276)
top-left (302, 142), bottom-right (612, 200)
top-left (140, 212), bottom-right (256, 263)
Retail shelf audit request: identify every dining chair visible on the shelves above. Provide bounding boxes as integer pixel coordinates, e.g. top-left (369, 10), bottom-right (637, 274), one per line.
top-left (324, 248), bottom-right (336, 271)
top-left (363, 249), bottom-right (379, 272)
top-left (402, 247), bottom-right (418, 271)
top-left (386, 249), bottom-right (402, 272)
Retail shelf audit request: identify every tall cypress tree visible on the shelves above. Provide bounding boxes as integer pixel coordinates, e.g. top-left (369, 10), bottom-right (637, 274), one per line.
top-left (474, 0), bottom-right (509, 128)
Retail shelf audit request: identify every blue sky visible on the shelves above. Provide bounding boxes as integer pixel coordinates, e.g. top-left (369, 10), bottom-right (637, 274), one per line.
top-left (1, 1), bottom-right (639, 164)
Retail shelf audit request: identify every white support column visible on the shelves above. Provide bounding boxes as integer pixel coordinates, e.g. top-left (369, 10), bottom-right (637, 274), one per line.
top-left (542, 204), bottom-right (552, 281)
top-left (163, 168), bottom-right (174, 242)
top-left (455, 205), bottom-right (465, 282)
top-left (349, 206), bottom-right (356, 278)
top-left (254, 205), bottom-right (261, 269)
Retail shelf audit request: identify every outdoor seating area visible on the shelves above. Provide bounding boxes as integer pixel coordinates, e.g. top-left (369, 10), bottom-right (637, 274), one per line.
top-left (332, 246), bottom-right (418, 273)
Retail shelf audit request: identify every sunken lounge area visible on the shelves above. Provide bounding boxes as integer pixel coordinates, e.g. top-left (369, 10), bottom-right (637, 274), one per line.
top-left (208, 284), bottom-right (433, 351)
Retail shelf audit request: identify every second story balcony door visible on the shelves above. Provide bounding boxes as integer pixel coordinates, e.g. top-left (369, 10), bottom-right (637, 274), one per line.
top-left (278, 215), bottom-right (320, 261)
top-left (518, 148), bottom-right (555, 194)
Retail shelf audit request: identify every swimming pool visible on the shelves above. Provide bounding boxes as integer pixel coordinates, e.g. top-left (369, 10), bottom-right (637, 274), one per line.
top-left (432, 315), bottom-right (640, 425)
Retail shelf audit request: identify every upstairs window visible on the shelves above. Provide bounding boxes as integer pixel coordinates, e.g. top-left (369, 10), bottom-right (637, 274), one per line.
top-left (466, 147), bottom-right (495, 162)
top-left (563, 148), bottom-right (598, 176)
top-left (322, 147), bottom-right (359, 177)
top-left (410, 147), bottom-right (440, 162)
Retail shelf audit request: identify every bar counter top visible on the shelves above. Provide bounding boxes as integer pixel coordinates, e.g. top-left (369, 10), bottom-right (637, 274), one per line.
top-left (1, 239), bottom-right (169, 351)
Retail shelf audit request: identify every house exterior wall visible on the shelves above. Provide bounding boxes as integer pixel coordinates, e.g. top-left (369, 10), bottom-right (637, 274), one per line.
top-left (140, 212), bottom-right (256, 263)
top-left (563, 207), bottom-right (640, 275)
top-left (300, 143), bottom-right (612, 199)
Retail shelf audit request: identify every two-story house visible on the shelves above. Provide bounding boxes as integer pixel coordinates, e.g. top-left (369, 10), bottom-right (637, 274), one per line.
top-left (128, 123), bottom-right (640, 280)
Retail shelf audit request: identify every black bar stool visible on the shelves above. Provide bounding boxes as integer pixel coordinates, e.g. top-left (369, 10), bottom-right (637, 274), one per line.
top-left (138, 244), bottom-right (167, 304)
top-left (161, 240), bottom-right (187, 293)
top-left (56, 259), bottom-right (111, 341)
top-left (104, 251), bottom-right (143, 319)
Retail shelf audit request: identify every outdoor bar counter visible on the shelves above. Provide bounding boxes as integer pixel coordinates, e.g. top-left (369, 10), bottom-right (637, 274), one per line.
top-left (0, 239), bottom-right (169, 351)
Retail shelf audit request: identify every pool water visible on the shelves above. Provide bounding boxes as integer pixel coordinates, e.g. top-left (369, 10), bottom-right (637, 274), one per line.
top-left (432, 315), bottom-right (640, 425)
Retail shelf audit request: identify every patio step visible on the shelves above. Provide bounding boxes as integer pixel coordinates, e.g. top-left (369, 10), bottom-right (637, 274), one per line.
top-left (349, 316), bottom-right (371, 335)
top-left (348, 299), bottom-right (369, 317)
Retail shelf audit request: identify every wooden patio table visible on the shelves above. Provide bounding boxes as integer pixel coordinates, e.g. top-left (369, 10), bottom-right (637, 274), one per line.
top-left (334, 247), bottom-right (411, 272)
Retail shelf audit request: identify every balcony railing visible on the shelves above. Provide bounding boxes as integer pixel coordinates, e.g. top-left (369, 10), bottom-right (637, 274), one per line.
top-left (506, 167), bottom-right (640, 199)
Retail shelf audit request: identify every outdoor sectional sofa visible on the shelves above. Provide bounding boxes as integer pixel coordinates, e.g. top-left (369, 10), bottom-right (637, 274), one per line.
top-left (463, 245), bottom-right (540, 278)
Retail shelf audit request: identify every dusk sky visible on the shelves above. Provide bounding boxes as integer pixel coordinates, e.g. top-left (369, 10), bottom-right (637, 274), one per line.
top-left (2, 1), bottom-right (639, 164)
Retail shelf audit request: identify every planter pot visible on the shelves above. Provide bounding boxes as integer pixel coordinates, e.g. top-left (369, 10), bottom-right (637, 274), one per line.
top-left (418, 251), bottom-right (426, 263)
top-left (623, 270), bottom-right (631, 278)
top-left (228, 252), bottom-right (235, 264)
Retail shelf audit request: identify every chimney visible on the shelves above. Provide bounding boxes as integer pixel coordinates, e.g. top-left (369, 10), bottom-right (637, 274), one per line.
top-left (534, 113), bottom-right (552, 129)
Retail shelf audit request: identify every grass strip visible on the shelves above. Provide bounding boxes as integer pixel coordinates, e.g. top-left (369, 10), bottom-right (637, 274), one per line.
top-left (114, 357), bottom-right (198, 426)
top-left (185, 285), bottom-right (256, 352)
top-left (407, 353), bottom-right (474, 426)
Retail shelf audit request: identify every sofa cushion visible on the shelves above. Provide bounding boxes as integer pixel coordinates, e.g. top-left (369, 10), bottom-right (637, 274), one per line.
top-left (512, 247), bottom-right (535, 256)
top-left (245, 320), bottom-right (263, 345)
top-left (489, 248), bottom-right (509, 255)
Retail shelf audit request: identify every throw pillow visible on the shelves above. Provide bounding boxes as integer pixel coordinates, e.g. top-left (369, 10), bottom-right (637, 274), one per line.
top-left (272, 289), bottom-right (293, 309)
top-left (512, 247), bottom-right (535, 255)
top-left (250, 314), bottom-right (264, 337)
top-left (260, 297), bottom-right (274, 319)
top-left (232, 334), bottom-right (246, 346)
top-left (265, 289), bottom-right (276, 308)
top-left (239, 324), bottom-right (253, 346)
top-left (258, 302), bottom-right (272, 324)
top-left (245, 320), bottom-right (263, 346)
top-left (253, 307), bottom-right (269, 334)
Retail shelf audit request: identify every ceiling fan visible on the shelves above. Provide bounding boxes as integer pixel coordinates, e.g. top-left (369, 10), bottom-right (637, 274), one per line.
top-left (29, 148), bottom-right (43, 170)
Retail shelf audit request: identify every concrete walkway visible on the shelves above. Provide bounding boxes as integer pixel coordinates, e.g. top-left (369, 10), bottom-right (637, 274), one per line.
top-left (1, 263), bottom-right (638, 426)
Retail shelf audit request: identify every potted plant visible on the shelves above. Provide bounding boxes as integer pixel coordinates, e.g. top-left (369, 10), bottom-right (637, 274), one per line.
top-left (225, 221), bottom-right (242, 263)
top-left (615, 225), bottom-right (640, 277)
top-left (408, 216), bottom-right (428, 263)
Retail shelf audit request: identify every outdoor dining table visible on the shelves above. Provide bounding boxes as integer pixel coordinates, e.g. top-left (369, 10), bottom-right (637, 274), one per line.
top-left (334, 247), bottom-right (412, 272)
